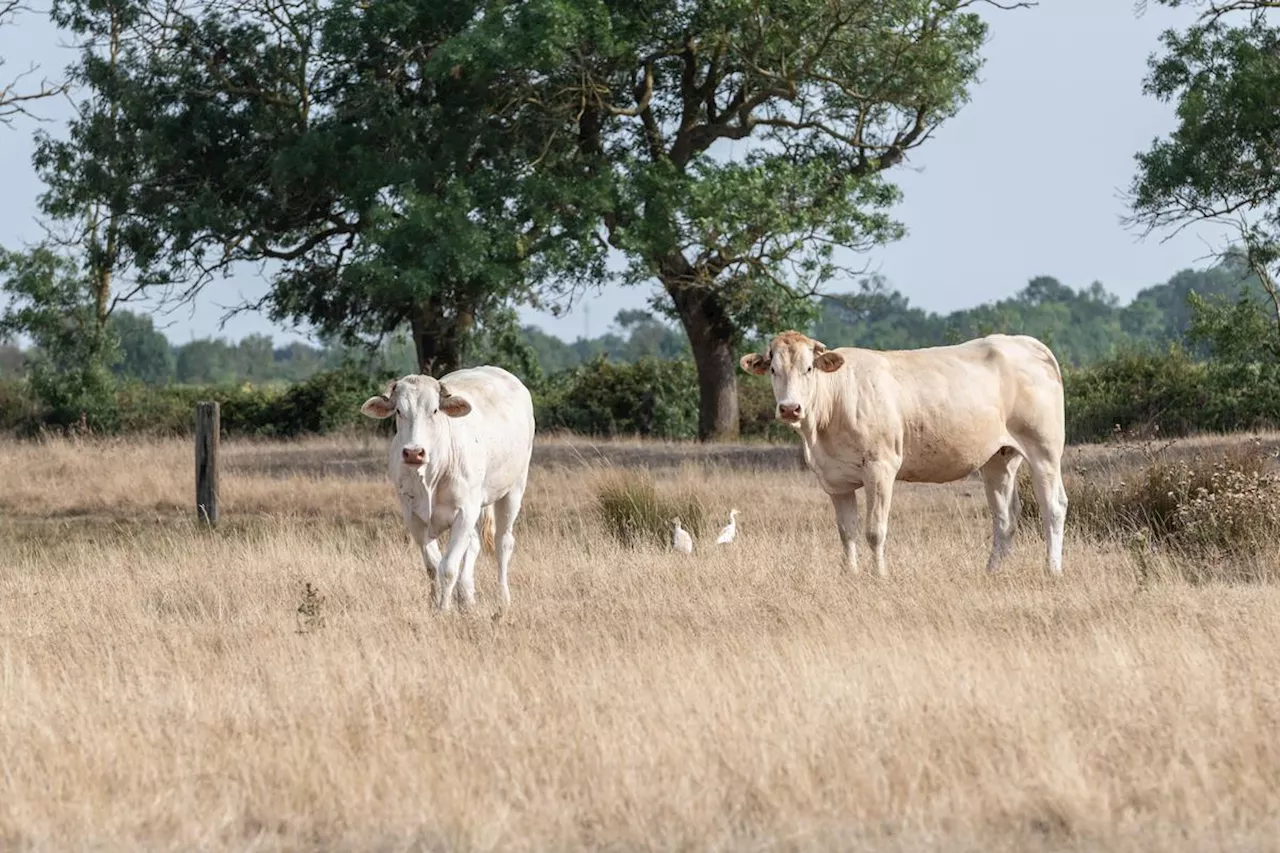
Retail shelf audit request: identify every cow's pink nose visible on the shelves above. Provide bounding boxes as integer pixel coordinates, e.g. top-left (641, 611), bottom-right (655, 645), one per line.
top-left (402, 446), bottom-right (426, 465)
top-left (778, 403), bottom-right (803, 421)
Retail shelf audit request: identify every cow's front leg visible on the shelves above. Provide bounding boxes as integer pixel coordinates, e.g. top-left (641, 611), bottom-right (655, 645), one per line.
top-left (405, 513), bottom-right (441, 598)
top-left (831, 491), bottom-right (860, 574)
top-left (863, 464), bottom-right (899, 578)
top-left (423, 539), bottom-right (443, 583)
top-left (436, 505), bottom-right (480, 612)
top-left (455, 532), bottom-right (481, 611)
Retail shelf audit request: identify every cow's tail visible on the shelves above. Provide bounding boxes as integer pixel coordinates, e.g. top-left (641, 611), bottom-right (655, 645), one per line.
top-left (479, 504), bottom-right (497, 557)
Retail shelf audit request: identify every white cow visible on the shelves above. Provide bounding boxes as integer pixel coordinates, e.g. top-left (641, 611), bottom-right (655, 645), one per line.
top-left (740, 331), bottom-right (1068, 577)
top-left (360, 366), bottom-right (535, 611)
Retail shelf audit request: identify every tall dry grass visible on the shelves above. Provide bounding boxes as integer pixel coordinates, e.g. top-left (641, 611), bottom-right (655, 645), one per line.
top-left (2, 434), bottom-right (1280, 851)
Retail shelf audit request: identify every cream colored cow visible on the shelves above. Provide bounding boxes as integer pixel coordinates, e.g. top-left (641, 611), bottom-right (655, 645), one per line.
top-left (741, 331), bottom-right (1068, 577)
top-left (361, 366), bottom-right (535, 611)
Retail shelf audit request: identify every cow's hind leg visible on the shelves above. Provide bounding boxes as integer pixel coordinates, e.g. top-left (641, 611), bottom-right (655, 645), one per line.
top-left (1023, 442), bottom-right (1069, 576)
top-left (493, 473), bottom-right (528, 609)
top-left (981, 447), bottom-right (1024, 573)
top-left (831, 491), bottom-right (860, 574)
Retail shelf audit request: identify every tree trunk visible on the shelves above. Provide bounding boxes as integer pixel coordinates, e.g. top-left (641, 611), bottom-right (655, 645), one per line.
top-left (665, 271), bottom-right (740, 442)
top-left (409, 295), bottom-right (475, 377)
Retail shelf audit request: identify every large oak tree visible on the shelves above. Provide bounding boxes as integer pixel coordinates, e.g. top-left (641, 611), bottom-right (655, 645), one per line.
top-left (37, 0), bottom-right (607, 376)
top-left (474, 0), bottom-right (997, 438)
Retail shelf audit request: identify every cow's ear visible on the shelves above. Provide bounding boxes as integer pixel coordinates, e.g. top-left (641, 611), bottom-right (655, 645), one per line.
top-left (361, 395), bottom-right (395, 419)
top-left (814, 351), bottom-right (844, 373)
top-left (439, 388), bottom-right (472, 418)
top-left (740, 353), bottom-right (769, 376)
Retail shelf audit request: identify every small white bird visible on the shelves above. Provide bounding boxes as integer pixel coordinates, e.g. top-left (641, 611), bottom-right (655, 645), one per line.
top-left (715, 508), bottom-right (739, 545)
top-left (670, 516), bottom-right (694, 554)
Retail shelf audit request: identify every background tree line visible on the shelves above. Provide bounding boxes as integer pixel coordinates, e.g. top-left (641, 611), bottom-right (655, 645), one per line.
top-left (1, 250), bottom-right (1268, 389)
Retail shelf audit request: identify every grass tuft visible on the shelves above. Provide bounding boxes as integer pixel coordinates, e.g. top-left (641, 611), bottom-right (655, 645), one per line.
top-left (595, 469), bottom-right (707, 547)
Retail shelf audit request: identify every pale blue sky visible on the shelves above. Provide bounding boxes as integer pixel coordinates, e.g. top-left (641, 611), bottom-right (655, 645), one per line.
top-left (0, 0), bottom-right (1231, 346)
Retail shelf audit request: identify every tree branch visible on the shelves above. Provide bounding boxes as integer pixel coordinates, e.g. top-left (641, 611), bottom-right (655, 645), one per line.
top-left (606, 61), bottom-right (654, 117)
top-left (955, 0), bottom-right (1038, 9)
top-left (0, 0), bottom-right (69, 125)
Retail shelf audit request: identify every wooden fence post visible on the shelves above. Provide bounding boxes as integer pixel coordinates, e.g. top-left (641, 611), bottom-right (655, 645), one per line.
top-left (196, 401), bottom-right (220, 526)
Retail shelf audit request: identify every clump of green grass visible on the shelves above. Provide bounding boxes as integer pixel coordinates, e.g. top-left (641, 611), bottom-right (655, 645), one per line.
top-left (596, 471), bottom-right (706, 548)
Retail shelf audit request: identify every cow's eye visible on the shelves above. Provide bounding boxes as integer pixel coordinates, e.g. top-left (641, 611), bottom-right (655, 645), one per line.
top-left (806, 365), bottom-right (813, 374)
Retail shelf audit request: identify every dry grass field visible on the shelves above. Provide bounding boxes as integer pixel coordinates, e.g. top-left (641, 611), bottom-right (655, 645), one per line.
top-left (3, 432), bottom-right (1280, 852)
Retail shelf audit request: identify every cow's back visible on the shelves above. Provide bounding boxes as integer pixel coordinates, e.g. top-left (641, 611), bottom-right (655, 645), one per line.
top-left (823, 334), bottom-right (1063, 484)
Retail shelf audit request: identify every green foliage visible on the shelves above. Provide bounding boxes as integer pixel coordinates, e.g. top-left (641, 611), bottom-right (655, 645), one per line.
top-left (269, 366), bottom-right (396, 437)
top-left (518, 310), bottom-right (691, 375)
top-left (1062, 284), bottom-right (1280, 443)
top-left (0, 363), bottom-right (390, 438)
top-left (1130, 2), bottom-right (1280, 328)
top-left (1185, 289), bottom-right (1280, 363)
top-left (812, 261), bottom-right (1275, 367)
top-left (0, 343), bottom-right (24, 378)
top-left (537, 356), bottom-right (700, 439)
top-left (528, 354), bottom-right (785, 441)
top-left (0, 378), bottom-right (39, 432)
top-left (595, 471), bottom-right (707, 548)
top-left (40, 0), bottom-right (608, 379)
top-left (1063, 346), bottom-right (1209, 443)
top-left (109, 311), bottom-right (174, 385)
top-left (0, 246), bottom-right (119, 431)
top-left (459, 0), bottom-right (995, 437)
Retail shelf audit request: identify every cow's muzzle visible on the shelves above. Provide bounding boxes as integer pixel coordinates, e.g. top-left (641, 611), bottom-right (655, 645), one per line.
top-left (402, 446), bottom-right (426, 466)
top-left (778, 403), bottom-right (803, 423)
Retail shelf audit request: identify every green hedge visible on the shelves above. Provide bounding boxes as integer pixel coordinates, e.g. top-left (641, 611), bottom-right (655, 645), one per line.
top-left (0, 365), bottom-right (395, 438)
top-left (1064, 345), bottom-right (1280, 443)
top-left (530, 355), bottom-right (795, 441)
top-left (5, 348), bottom-right (1280, 444)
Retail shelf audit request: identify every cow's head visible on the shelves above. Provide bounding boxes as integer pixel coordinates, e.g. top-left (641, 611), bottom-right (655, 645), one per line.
top-left (739, 331), bottom-right (845, 425)
top-left (360, 374), bottom-right (474, 468)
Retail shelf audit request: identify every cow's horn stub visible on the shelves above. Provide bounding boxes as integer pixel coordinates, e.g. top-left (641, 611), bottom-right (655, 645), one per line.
top-left (812, 340), bottom-right (828, 354)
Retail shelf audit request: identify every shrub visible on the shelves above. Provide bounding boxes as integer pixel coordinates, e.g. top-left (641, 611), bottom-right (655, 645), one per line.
top-left (595, 471), bottom-right (707, 548)
top-left (0, 379), bottom-right (37, 433)
top-left (269, 365), bottom-right (393, 437)
top-left (110, 382), bottom-right (285, 436)
top-left (1065, 345), bottom-right (1280, 443)
top-left (1063, 346), bottom-right (1209, 443)
top-left (1173, 462), bottom-right (1280, 557)
top-left (1020, 434), bottom-right (1280, 566)
top-left (737, 373), bottom-right (799, 442)
top-left (0, 365), bottom-right (396, 439)
top-left (538, 356), bottom-right (699, 439)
